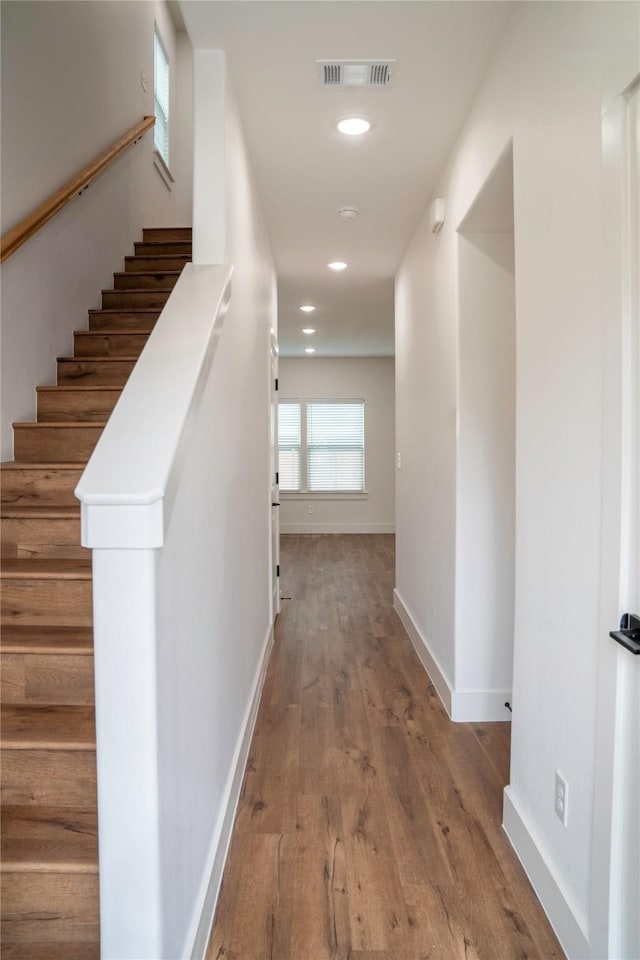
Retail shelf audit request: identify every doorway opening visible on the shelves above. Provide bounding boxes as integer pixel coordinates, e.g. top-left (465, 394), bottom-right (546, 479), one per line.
top-left (455, 142), bottom-right (516, 741)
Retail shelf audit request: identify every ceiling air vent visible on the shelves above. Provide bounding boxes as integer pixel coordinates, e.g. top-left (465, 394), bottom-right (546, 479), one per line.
top-left (316, 60), bottom-right (396, 87)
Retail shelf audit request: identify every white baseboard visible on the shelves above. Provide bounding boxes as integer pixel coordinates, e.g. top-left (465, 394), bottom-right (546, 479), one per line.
top-left (503, 786), bottom-right (590, 960)
top-left (185, 621), bottom-right (275, 959)
top-left (393, 589), bottom-right (511, 722)
top-left (393, 588), bottom-right (454, 718)
top-left (281, 522), bottom-right (395, 534)
top-left (450, 688), bottom-right (513, 722)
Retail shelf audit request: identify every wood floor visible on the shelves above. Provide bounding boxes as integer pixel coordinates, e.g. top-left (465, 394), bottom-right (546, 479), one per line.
top-left (207, 534), bottom-right (564, 960)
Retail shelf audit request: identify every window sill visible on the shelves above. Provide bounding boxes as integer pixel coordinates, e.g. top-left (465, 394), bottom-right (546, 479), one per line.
top-left (280, 491), bottom-right (368, 500)
top-left (153, 150), bottom-right (174, 191)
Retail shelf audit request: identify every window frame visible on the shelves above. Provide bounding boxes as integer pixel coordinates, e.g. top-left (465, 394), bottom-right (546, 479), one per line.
top-left (153, 26), bottom-right (171, 178)
top-left (277, 397), bottom-right (367, 495)
top-left (277, 399), bottom-right (303, 493)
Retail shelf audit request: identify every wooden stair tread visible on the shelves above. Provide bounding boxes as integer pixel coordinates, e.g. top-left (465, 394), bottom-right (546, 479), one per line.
top-left (1, 559), bottom-right (92, 580)
top-left (1, 839), bottom-right (97, 872)
top-left (12, 422), bottom-right (107, 429)
top-left (1, 462), bottom-right (87, 469)
top-left (142, 227), bottom-right (191, 237)
top-left (1, 506), bottom-right (79, 519)
top-left (100, 286), bottom-right (174, 294)
top-left (72, 330), bottom-right (151, 338)
top-left (0, 942), bottom-right (99, 960)
top-left (1, 705), bottom-right (95, 750)
top-left (0, 625), bottom-right (92, 655)
top-left (57, 355), bottom-right (139, 362)
top-left (126, 253), bottom-right (190, 260)
top-left (1, 806), bottom-right (98, 873)
top-left (36, 385), bottom-right (122, 391)
top-left (0, 464), bottom-right (84, 507)
top-left (88, 307), bottom-right (162, 313)
top-left (112, 271), bottom-right (182, 279)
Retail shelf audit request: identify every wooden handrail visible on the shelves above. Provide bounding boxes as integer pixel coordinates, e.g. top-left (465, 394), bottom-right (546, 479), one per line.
top-left (1, 115), bottom-right (155, 264)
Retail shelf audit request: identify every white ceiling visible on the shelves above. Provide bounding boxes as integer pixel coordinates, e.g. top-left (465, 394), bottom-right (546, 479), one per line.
top-left (179, 1), bottom-right (513, 357)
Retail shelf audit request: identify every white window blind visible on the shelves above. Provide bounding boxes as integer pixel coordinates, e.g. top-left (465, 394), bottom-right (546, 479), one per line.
top-left (278, 400), bottom-right (302, 491)
top-left (307, 400), bottom-right (365, 491)
top-left (153, 29), bottom-right (170, 167)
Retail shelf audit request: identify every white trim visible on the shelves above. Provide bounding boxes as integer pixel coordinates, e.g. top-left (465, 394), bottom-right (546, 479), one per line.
top-left (281, 491), bottom-right (368, 500)
top-left (393, 589), bottom-right (511, 722)
top-left (503, 786), bottom-right (590, 960)
top-left (153, 149), bottom-right (175, 190)
top-left (393, 588), bottom-right (453, 718)
top-left (184, 622), bottom-right (275, 960)
top-left (281, 522), bottom-right (394, 534)
top-left (450, 689), bottom-right (513, 723)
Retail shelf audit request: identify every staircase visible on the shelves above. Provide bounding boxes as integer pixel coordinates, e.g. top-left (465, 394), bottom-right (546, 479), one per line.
top-left (0, 227), bottom-right (192, 959)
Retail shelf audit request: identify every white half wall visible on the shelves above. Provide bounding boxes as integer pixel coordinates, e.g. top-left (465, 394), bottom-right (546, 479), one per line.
top-left (278, 357), bottom-right (395, 533)
top-left (395, 0), bottom-right (639, 950)
top-left (175, 64), bottom-right (277, 960)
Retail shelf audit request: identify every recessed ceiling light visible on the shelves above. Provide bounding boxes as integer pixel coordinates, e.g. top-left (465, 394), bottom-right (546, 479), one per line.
top-left (328, 261), bottom-right (347, 271)
top-left (337, 117), bottom-right (371, 136)
top-left (339, 207), bottom-right (359, 221)
top-left (299, 304), bottom-right (316, 313)
top-left (305, 347), bottom-right (316, 354)
top-left (302, 328), bottom-right (316, 335)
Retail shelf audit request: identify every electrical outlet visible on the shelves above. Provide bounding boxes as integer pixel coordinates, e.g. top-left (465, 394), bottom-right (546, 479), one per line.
top-left (308, 505), bottom-right (314, 515)
top-left (555, 771), bottom-right (569, 826)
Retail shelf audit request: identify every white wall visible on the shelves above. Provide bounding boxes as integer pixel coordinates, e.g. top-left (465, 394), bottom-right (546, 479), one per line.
top-left (0, 0), bottom-right (192, 458)
top-left (279, 357), bottom-right (395, 534)
top-left (395, 2), bottom-right (639, 955)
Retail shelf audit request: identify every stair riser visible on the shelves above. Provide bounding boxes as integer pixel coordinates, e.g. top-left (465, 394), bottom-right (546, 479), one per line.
top-left (14, 427), bottom-right (102, 463)
top-left (101, 289), bottom-right (171, 309)
top-left (2, 653), bottom-right (94, 706)
top-left (2, 579), bottom-right (92, 627)
top-left (125, 256), bottom-right (190, 272)
top-left (134, 241), bottom-right (192, 256)
top-left (1, 749), bottom-right (96, 806)
top-left (57, 359), bottom-right (135, 387)
top-left (88, 310), bottom-right (159, 331)
top-left (142, 227), bottom-right (192, 242)
top-left (1, 516), bottom-right (86, 561)
top-left (37, 388), bottom-right (121, 423)
top-left (73, 333), bottom-right (148, 358)
top-left (113, 272), bottom-right (179, 291)
top-left (1, 873), bottom-right (99, 944)
top-left (0, 469), bottom-right (82, 508)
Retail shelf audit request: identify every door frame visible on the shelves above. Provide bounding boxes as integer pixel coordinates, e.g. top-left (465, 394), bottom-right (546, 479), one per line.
top-left (589, 75), bottom-right (640, 960)
top-left (269, 330), bottom-right (281, 621)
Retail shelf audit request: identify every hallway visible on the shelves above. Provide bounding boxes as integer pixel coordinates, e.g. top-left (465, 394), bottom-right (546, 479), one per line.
top-left (207, 535), bottom-right (564, 960)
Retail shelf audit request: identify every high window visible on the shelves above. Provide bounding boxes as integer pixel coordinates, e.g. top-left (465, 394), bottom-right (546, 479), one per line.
top-left (153, 28), bottom-right (170, 168)
top-left (278, 399), bottom-right (365, 492)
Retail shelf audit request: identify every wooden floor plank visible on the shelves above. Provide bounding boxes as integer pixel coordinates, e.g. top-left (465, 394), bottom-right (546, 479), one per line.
top-left (206, 534), bottom-right (565, 960)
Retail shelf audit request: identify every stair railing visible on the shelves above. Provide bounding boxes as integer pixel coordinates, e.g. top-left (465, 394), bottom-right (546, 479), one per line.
top-left (0, 115), bottom-right (155, 263)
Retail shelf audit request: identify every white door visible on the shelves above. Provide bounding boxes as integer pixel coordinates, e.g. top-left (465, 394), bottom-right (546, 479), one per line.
top-left (590, 77), bottom-right (640, 960)
top-left (269, 332), bottom-right (281, 620)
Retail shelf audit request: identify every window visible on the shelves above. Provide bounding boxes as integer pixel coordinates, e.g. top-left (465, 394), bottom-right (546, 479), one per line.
top-left (278, 399), bottom-right (365, 492)
top-left (153, 28), bottom-right (170, 167)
